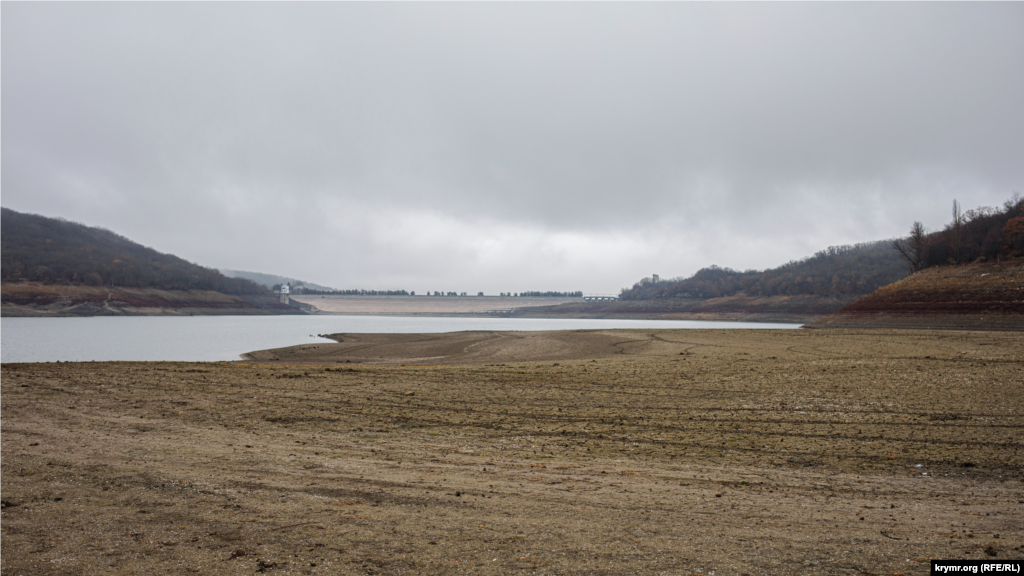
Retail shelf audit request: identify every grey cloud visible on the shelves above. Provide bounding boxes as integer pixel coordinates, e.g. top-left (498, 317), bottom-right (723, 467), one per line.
top-left (3, 3), bottom-right (1022, 292)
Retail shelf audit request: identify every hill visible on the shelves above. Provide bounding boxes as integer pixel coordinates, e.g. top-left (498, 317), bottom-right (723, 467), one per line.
top-left (621, 240), bottom-right (908, 302)
top-left (1, 208), bottom-right (265, 294)
top-left (606, 196), bottom-right (1024, 324)
top-left (1, 208), bottom-right (301, 316)
top-left (545, 239), bottom-right (908, 322)
top-left (220, 269), bottom-right (335, 291)
top-left (804, 195), bottom-right (1024, 331)
top-left (804, 259), bottom-right (1024, 331)
top-left (892, 195), bottom-right (1024, 271)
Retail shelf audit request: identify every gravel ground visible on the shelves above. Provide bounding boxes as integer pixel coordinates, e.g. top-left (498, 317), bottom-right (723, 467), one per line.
top-left (2, 329), bottom-right (1022, 575)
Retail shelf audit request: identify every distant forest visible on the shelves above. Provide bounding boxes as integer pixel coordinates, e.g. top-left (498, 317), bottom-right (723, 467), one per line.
top-left (300, 289), bottom-right (411, 296)
top-left (621, 240), bottom-right (907, 301)
top-left (892, 194), bottom-right (1024, 271)
top-left (622, 195), bottom-right (1024, 302)
top-left (297, 289), bottom-right (581, 297)
top-left (1, 208), bottom-right (266, 294)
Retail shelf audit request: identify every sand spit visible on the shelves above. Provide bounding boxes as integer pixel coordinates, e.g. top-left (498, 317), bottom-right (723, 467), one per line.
top-left (3, 329), bottom-right (1023, 575)
top-left (241, 330), bottom-right (685, 366)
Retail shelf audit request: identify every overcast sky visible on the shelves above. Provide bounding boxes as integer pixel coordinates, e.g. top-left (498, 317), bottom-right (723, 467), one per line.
top-left (3, 3), bottom-right (1022, 293)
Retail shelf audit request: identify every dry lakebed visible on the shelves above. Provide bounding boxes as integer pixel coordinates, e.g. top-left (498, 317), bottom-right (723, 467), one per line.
top-left (2, 328), bottom-right (1022, 575)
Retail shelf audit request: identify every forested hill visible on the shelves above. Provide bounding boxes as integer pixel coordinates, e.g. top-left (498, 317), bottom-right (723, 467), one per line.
top-left (891, 195), bottom-right (1024, 272)
top-left (1, 208), bottom-right (265, 294)
top-left (623, 195), bottom-right (1024, 303)
top-left (621, 240), bottom-right (907, 301)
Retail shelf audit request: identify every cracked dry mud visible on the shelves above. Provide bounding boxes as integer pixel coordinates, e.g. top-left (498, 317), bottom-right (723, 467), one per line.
top-left (2, 329), bottom-right (1023, 575)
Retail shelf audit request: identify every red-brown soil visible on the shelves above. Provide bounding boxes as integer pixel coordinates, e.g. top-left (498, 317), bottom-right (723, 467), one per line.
top-left (807, 260), bottom-right (1024, 331)
top-left (3, 329), bottom-right (1023, 575)
top-left (0, 283), bottom-right (302, 317)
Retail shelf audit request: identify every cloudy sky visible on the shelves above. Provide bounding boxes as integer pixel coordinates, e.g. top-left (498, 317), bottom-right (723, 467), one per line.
top-left (3, 3), bottom-right (1022, 294)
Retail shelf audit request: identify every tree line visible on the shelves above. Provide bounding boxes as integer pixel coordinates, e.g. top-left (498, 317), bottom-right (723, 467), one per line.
top-left (893, 194), bottom-right (1024, 271)
top-left (621, 195), bottom-right (1024, 303)
top-left (1, 208), bottom-right (266, 294)
top-left (296, 289), bottom-right (583, 297)
top-left (299, 288), bottom-right (411, 296)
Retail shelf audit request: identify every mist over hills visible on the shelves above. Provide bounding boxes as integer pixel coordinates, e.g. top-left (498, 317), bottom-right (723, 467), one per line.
top-left (220, 269), bottom-right (335, 292)
top-left (622, 195), bottom-right (1024, 303)
top-left (7, 193), bottom-right (1022, 319)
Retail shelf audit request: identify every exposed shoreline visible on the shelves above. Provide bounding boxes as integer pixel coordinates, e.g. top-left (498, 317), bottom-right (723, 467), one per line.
top-left (285, 309), bottom-right (812, 323)
top-left (3, 328), bottom-right (1021, 575)
top-left (0, 283), bottom-right (304, 317)
top-left (241, 328), bottom-right (803, 366)
top-left (6, 270), bottom-right (1023, 331)
top-left (291, 293), bottom-right (846, 324)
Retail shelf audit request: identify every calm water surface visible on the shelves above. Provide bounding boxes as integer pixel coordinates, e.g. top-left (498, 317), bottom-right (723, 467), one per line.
top-left (1, 315), bottom-right (802, 363)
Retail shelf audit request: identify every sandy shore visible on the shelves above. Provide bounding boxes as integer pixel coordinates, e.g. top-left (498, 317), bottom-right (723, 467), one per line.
top-left (241, 330), bottom-right (686, 366)
top-left (3, 329), bottom-right (1023, 575)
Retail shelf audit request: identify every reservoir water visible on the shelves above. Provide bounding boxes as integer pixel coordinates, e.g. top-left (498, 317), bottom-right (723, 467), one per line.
top-left (0, 316), bottom-right (802, 363)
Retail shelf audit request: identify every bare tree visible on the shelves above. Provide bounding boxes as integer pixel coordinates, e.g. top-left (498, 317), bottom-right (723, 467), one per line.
top-left (1004, 191), bottom-right (1023, 213)
top-left (909, 221), bottom-right (927, 269)
top-left (949, 199), bottom-right (965, 264)
top-left (893, 221), bottom-right (928, 272)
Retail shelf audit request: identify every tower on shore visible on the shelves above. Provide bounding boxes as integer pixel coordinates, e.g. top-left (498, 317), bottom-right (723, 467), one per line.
top-left (280, 283), bottom-right (290, 305)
